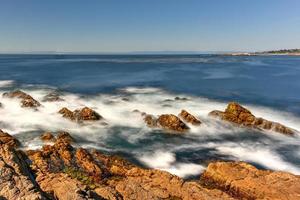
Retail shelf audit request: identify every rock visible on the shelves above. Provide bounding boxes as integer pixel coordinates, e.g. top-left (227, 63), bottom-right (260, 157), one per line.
top-left (143, 114), bottom-right (158, 128)
top-left (174, 97), bottom-right (189, 101)
top-left (57, 131), bottom-right (75, 143)
top-left (0, 143), bottom-right (45, 199)
top-left (201, 161), bottom-right (300, 200)
top-left (0, 129), bottom-right (19, 148)
top-left (3, 90), bottom-right (41, 108)
top-left (0, 102), bottom-right (2, 108)
top-left (40, 132), bottom-right (55, 142)
top-left (209, 102), bottom-right (296, 135)
top-left (42, 92), bottom-right (64, 102)
top-left (58, 107), bottom-right (102, 122)
top-left (179, 110), bottom-right (201, 125)
top-left (157, 114), bottom-right (189, 132)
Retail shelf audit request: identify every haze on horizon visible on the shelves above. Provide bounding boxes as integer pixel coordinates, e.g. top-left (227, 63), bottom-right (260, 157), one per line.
top-left (0, 0), bottom-right (300, 53)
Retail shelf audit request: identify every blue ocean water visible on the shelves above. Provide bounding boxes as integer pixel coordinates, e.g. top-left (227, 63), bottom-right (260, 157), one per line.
top-left (0, 54), bottom-right (300, 178)
top-left (0, 54), bottom-right (300, 114)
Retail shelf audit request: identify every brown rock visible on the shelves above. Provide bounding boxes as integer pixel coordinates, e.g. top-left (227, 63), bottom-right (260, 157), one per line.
top-left (0, 129), bottom-right (20, 148)
top-left (58, 106), bottom-right (102, 122)
top-left (0, 145), bottom-right (45, 199)
top-left (58, 107), bottom-right (75, 120)
top-left (157, 114), bottom-right (189, 132)
top-left (179, 110), bottom-right (201, 125)
top-left (201, 161), bottom-right (300, 200)
top-left (57, 131), bottom-right (74, 143)
top-left (143, 114), bottom-right (158, 128)
top-left (40, 132), bottom-right (55, 142)
top-left (209, 102), bottom-right (296, 135)
top-left (3, 90), bottom-right (41, 108)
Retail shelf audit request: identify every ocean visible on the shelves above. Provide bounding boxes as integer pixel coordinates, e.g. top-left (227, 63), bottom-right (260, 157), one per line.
top-left (0, 54), bottom-right (299, 178)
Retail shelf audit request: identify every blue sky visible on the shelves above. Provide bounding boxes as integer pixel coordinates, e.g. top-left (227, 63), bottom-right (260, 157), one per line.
top-left (0, 0), bottom-right (300, 53)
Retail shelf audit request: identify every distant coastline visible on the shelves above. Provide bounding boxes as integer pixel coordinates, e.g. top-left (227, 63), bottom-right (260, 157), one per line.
top-left (226, 48), bottom-right (300, 56)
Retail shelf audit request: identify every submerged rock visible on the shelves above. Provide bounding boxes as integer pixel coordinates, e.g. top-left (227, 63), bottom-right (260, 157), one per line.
top-left (157, 114), bottom-right (189, 132)
top-left (209, 102), bottom-right (296, 135)
top-left (3, 90), bottom-right (41, 108)
top-left (42, 92), bottom-right (64, 102)
top-left (201, 161), bottom-right (300, 200)
top-left (179, 110), bottom-right (201, 125)
top-left (143, 114), bottom-right (158, 128)
top-left (58, 106), bottom-right (102, 122)
top-left (40, 132), bottom-right (55, 142)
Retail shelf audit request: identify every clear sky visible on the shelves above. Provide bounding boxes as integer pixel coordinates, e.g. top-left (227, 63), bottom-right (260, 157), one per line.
top-left (0, 0), bottom-right (300, 53)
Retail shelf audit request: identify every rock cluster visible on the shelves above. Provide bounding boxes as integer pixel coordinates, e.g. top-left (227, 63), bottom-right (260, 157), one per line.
top-left (58, 107), bottom-right (102, 122)
top-left (0, 130), bottom-right (300, 199)
top-left (3, 90), bottom-right (41, 108)
top-left (143, 110), bottom-right (200, 133)
top-left (209, 102), bottom-right (296, 135)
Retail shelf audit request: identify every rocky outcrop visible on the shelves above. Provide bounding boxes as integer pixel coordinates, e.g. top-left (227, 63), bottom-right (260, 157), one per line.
top-left (158, 114), bottom-right (189, 132)
top-left (42, 92), bottom-right (64, 102)
top-left (3, 90), bottom-right (41, 108)
top-left (209, 102), bottom-right (296, 135)
top-left (1, 130), bottom-right (300, 200)
top-left (201, 161), bottom-right (300, 200)
top-left (0, 131), bottom-right (45, 199)
top-left (58, 107), bottom-right (102, 122)
top-left (0, 129), bottom-right (20, 148)
top-left (178, 110), bottom-right (201, 125)
top-left (143, 113), bottom-right (190, 133)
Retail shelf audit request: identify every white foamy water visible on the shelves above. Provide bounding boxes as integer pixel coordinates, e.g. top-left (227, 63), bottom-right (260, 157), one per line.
top-left (0, 80), bottom-right (14, 87)
top-left (138, 150), bottom-right (205, 178)
top-left (0, 86), bottom-right (300, 177)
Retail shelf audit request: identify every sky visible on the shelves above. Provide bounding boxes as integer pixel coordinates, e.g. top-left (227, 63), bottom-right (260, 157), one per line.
top-left (0, 0), bottom-right (300, 53)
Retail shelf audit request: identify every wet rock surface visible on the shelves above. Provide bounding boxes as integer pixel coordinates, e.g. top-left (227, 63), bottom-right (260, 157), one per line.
top-left (0, 130), bottom-right (300, 199)
top-left (201, 161), bottom-right (300, 200)
top-left (3, 90), bottom-right (41, 108)
top-left (40, 132), bottom-right (55, 142)
top-left (209, 102), bottom-right (296, 135)
top-left (143, 113), bottom-right (190, 133)
top-left (158, 114), bottom-right (190, 132)
top-left (0, 129), bottom-right (20, 148)
top-left (178, 110), bottom-right (201, 125)
top-left (58, 106), bottom-right (103, 122)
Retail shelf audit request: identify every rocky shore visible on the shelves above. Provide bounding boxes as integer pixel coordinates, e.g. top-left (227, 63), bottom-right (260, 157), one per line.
top-left (0, 90), bottom-right (300, 200)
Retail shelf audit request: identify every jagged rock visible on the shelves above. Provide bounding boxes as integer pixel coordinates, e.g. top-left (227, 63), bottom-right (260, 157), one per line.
top-left (3, 90), bottom-right (41, 108)
top-left (209, 102), bottom-right (296, 135)
top-left (157, 114), bottom-right (189, 132)
top-left (58, 107), bottom-right (102, 122)
top-left (179, 110), bottom-right (201, 125)
top-left (40, 132), bottom-right (55, 142)
top-left (42, 92), bottom-right (64, 102)
top-left (0, 129), bottom-right (19, 148)
top-left (57, 131), bottom-right (74, 143)
top-left (201, 161), bottom-right (300, 200)
top-left (0, 144), bottom-right (45, 199)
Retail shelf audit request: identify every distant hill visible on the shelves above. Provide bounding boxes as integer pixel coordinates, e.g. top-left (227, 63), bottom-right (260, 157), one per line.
top-left (260, 49), bottom-right (300, 54)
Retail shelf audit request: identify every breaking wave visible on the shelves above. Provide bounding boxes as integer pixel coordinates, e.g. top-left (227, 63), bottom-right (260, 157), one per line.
top-left (0, 85), bottom-right (300, 178)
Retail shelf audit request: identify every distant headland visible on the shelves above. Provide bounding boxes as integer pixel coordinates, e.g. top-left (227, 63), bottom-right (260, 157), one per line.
top-left (227, 48), bottom-right (300, 56)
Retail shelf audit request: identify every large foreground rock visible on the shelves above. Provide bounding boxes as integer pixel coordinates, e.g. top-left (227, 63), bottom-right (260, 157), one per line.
top-left (27, 131), bottom-right (233, 200)
top-left (3, 90), bottom-right (41, 108)
top-left (58, 107), bottom-right (102, 122)
top-left (201, 161), bottom-right (300, 200)
top-left (209, 102), bottom-right (296, 135)
top-left (0, 132), bottom-right (45, 199)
